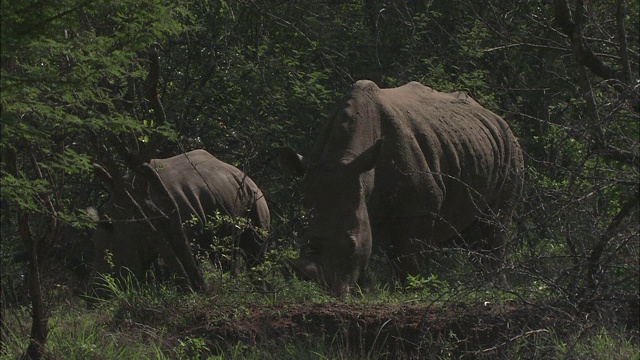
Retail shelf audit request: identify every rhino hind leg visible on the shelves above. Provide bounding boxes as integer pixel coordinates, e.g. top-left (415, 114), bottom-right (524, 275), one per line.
top-left (238, 228), bottom-right (267, 270)
top-left (458, 213), bottom-right (510, 286)
top-left (477, 215), bottom-right (510, 286)
top-left (383, 217), bottom-right (506, 286)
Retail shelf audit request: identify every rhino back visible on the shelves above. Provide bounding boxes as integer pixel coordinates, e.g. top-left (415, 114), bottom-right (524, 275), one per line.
top-left (314, 80), bottom-right (523, 232)
top-left (151, 150), bottom-right (268, 230)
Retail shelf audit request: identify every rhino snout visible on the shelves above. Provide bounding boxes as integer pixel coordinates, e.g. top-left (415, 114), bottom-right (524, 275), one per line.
top-left (289, 257), bottom-right (320, 281)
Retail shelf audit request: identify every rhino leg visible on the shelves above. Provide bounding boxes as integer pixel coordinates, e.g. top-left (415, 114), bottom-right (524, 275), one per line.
top-left (139, 163), bottom-right (204, 292)
top-left (378, 217), bottom-right (431, 284)
top-left (456, 215), bottom-right (509, 286)
top-left (389, 242), bottom-right (428, 285)
top-left (158, 224), bottom-right (204, 291)
top-left (239, 228), bottom-right (267, 270)
top-left (477, 215), bottom-right (509, 286)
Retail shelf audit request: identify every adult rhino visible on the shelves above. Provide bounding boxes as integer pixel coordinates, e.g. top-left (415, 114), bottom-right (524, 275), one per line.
top-left (279, 80), bottom-right (524, 295)
top-left (91, 149), bottom-right (270, 291)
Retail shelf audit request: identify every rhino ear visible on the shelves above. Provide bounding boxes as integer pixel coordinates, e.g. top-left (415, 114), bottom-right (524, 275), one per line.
top-left (347, 138), bottom-right (384, 174)
top-left (92, 163), bottom-right (115, 191)
top-left (276, 146), bottom-right (308, 176)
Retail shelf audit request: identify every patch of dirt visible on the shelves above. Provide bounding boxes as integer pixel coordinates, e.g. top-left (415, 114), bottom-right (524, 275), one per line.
top-left (179, 300), bottom-right (563, 358)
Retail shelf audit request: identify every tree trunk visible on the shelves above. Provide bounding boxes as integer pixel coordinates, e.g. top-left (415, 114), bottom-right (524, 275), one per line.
top-left (22, 213), bottom-right (48, 360)
top-left (5, 149), bottom-right (49, 359)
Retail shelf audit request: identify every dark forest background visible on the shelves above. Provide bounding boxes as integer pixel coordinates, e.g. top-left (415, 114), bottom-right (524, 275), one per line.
top-left (2, 1), bottom-right (638, 357)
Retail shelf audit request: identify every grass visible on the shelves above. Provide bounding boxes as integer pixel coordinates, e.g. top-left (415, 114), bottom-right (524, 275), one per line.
top-left (2, 264), bottom-right (638, 359)
top-left (501, 325), bottom-right (640, 360)
top-left (1, 304), bottom-right (167, 360)
top-left (565, 327), bottom-right (640, 360)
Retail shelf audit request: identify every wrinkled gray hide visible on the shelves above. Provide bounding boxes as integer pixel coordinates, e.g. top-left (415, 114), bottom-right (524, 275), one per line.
top-left (92, 149), bottom-right (270, 286)
top-left (279, 80), bottom-right (524, 295)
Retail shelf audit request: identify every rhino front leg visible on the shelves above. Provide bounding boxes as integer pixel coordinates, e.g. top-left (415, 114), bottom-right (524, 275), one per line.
top-left (392, 239), bottom-right (429, 285)
top-left (155, 218), bottom-right (204, 292)
top-left (383, 217), bottom-right (431, 284)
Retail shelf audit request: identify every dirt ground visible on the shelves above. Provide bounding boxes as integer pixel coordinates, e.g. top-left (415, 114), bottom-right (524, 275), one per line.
top-left (176, 300), bottom-right (564, 358)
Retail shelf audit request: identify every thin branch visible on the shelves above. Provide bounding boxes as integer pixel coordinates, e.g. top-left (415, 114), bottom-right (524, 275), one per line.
top-left (474, 329), bottom-right (551, 355)
top-left (482, 43), bottom-right (567, 53)
top-left (145, 46), bottom-right (166, 126)
top-left (552, 0), bottom-right (624, 83)
top-left (16, 0), bottom-right (97, 37)
top-left (586, 190), bottom-right (639, 292)
top-left (616, 0), bottom-right (632, 82)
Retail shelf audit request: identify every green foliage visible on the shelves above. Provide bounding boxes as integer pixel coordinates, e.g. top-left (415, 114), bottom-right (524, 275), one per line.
top-left (404, 273), bottom-right (450, 294)
top-left (1, 2), bottom-right (187, 353)
top-left (175, 337), bottom-right (211, 360)
top-left (90, 272), bottom-right (180, 314)
top-left (1, 0), bottom-right (186, 232)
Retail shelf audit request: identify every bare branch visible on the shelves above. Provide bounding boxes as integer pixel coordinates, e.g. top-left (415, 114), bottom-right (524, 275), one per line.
top-left (584, 190), bottom-right (639, 307)
top-left (616, 0), bottom-right (632, 82)
top-left (92, 163), bottom-right (114, 190)
top-left (552, 0), bottom-right (623, 83)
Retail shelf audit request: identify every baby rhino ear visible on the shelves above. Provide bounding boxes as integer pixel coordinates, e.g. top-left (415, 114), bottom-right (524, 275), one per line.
top-left (347, 138), bottom-right (384, 174)
top-left (276, 146), bottom-right (308, 177)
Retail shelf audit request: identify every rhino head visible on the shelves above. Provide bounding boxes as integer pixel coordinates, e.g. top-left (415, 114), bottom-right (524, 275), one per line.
top-left (88, 175), bottom-right (163, 287)
top-left (279, 140), bottom-right (383, 295)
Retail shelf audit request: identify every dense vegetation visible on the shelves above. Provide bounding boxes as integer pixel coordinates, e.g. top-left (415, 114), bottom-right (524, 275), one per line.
top-left (2, 0), bottom-right (638, 358)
